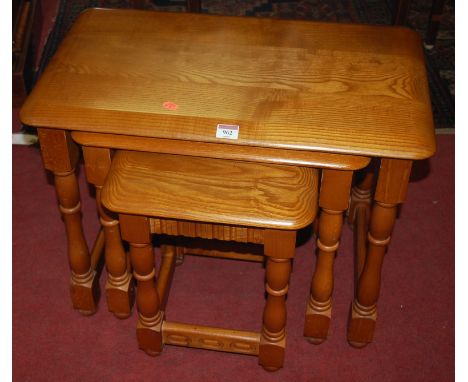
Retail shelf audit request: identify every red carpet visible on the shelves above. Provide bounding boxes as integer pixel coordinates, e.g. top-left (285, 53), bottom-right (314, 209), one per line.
top-left (12, 135), bottom-right (454, 381)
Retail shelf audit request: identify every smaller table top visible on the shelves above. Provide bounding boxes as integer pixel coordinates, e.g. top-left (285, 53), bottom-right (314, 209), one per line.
top-left (21, 8), bottom-right (436, 160)
top-left (102, 151), bottom-right (319, 230)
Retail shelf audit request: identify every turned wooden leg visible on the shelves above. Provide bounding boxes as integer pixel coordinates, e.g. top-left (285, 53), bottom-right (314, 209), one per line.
top-left (260, 257), bottom-right (291, 371)
top-left (312, 217), bottom-right (319, 237)
top-left (348, 159), bottom-right (412, 347)
top-left (38, 128), bottom-right (99, 315)
top-left (120, 214), bottom-right (163, 356)
top-left (348, 201), bottom-right (397, 347)
top-left (305, 208), bottom-right (341, 344)
top-left (347, 161), bottom-right (375, 226)
top-left (347, 161), bottom-right (375, 280)
top-left (156, 245), bottom-right (177, 310)
top-left (82, 147), bottom-right (134, 319)
top-left (98, 190), bottom-right (134, 318)
top-left (259, 230), bottom-right (296, 371)
top-left (311, 170), bottom-right (321, 237)
top-left (175, 246), bottom-right (185, 266)
top-left (304, 169), bottom-right (353, 344)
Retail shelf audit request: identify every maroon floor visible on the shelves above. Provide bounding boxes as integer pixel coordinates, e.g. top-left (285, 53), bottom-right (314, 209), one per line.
top-left (12, 135), bottom-right (454, 381)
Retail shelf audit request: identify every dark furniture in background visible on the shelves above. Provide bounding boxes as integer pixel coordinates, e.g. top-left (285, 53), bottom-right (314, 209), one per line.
top-left (13, 0), bottom-right (42, 107)
top-left (393, 0), bottom-right (446, 48)
top-left (133, 0), bottom-right (201, 11)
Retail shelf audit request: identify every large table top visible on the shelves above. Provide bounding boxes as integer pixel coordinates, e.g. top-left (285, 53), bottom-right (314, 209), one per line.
top-left (20, 8), bottom-right (435, 160)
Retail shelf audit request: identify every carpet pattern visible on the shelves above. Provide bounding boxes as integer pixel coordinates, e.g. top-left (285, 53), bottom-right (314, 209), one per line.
top-left (35, 0), bottom-right (454, 129)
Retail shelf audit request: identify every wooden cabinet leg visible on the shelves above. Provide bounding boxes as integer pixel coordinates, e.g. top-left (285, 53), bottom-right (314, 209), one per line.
top-left (305, 208), bottom-right (341, 344)
top-left (259, 230), bottom-right (295, 371)
top-left (347, 161), bottom-right (375, 226)
top-left (98, 189), bottom-right (134, 318)
top-left (348, 201), bottom-right (397, 347)
top-left (82, 146), bottom-right (134, 319)
top-left (132, 243), bottom-right (163, 356)
top-left (259, 257), bottom-right (291, 371)
top-left (55, 170), bottom-right (99, 315)
top-left (347, 161), bottom-right (375, 283)
top-left (120, 214), bottom-right (163, 356)
top-left (347, 159), bottom-right (412, 347)
top-left (38, 128), bottom-right (99, 315)
top-left (304, 170), bottom-right (353, 344)
top-left (175, 246), bottom-right (185, 266)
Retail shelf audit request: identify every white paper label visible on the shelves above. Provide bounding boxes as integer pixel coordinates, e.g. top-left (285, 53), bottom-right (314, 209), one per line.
top-left (216, 124), bottom-right (239, 140)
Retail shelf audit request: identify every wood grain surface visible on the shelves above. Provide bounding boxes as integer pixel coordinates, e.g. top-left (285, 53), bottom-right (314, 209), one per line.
top-left (20, 8), bottom-right (435, 160)
top-left (72, 131), bottom-right (370, 170)
top-left (101, 151), bottom-right (318, 230)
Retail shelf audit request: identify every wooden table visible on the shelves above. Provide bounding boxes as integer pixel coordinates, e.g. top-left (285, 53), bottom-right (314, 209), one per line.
top-left (20, 8), bottom-right (435, 348)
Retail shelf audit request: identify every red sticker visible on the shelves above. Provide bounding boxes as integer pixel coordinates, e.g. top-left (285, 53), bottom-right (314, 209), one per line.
top-left (162, 101), bottom-right (178, 111)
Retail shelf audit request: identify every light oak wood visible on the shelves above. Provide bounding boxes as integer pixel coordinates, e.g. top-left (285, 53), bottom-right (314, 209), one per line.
top-left (120, 214), bottom-right (164, 356)
top-left (347, 163), bottom-right (375, 295)
top-left (162, 322), bottom-right (260, 355)
top-left (304, 169), bottom-right (353, 344)
top-left (19, 7), bottom-right (437, 355)
top-left (167, 238), bottom-right (265, 263)
top-left (347, 162), bottom-right (375, 226)
top-left (375, 158), bottom-right (412, 203)
top-left (102, 151), bottom-right (317, 370)
top-left (90, 228), bottom-right (105, 271)
top-left (37, 129), bottom-right (79, 173)
top-left (156, 245), bottom-right (176, 311)
top-left (177, 247), bottom-right (265, 262)
top-left (21, 8), bottom-right (435, 160)
top-left (82, 146), bottom-right (134, 319)
top-left (37, 128), bottom-right (100, 315)
top-left (259, 230), bottom-right (296, 371)
top-left (102, 151), bottom-right (318, 230)
top-left (151, 219), bottom-right (265, 244)
top-left (353, 207), bottom-right (369, 285)
top-left (348, 201), bottom-right (396, 347)
top-left (71, 132), bottom-right (370, 171)
top-left (347, 159), bottom-right (412, 347)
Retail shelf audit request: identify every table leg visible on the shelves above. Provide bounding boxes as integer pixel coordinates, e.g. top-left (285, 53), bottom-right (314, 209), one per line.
top-left (348, 158), bottom-right (412, 347)
top-left (347, 161), bottom-right (375, 282)
top-left (260, 230), bottom-right (296, 371)
top-left (120, 214), bottom-right (163, 356)
top-left (347, 161), bottom-right (375, 226)
top-left (304, 170), bottom-right (353, 344)
top-left (82, 147), bottom-right (134, 319)
top-left (37, 128), bottom-right (99, 314)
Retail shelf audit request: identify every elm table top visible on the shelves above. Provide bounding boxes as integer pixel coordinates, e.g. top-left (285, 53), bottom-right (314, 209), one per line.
top-left (102, 151), bottom-right (319, 230)
top-left (20, 8), bottom-right (435, 160)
